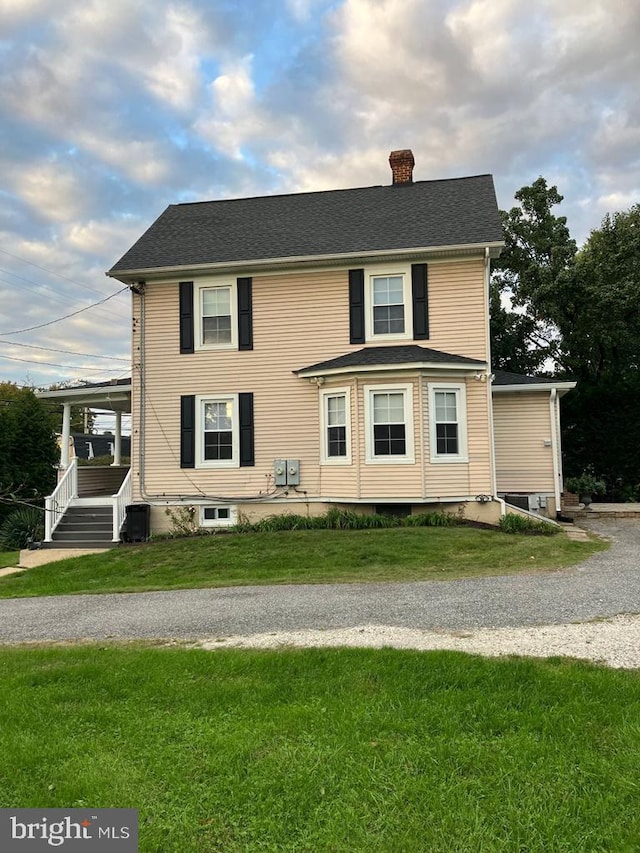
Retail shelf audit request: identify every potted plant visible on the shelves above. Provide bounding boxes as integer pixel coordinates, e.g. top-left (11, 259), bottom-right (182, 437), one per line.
top-left (565, 471), bottom-right (606, 507)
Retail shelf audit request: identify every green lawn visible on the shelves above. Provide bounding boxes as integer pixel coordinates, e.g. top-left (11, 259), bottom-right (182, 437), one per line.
top-left (0, 526), bottom-right (606, 598)
top-left (0, 550), bottom-right (18, 569)
top-left (0, 645), bottom-right (638, 852)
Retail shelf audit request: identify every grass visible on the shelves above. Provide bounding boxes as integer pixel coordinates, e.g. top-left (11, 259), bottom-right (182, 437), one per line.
top-left (0, 526), bottom-right (606, 599)
top-left (0, 645), bottom-right (639, 852)
top-left (0, 550), bottom-right (19, 569)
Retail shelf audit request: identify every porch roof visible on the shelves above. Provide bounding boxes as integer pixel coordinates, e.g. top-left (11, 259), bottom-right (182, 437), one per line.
top-left (37, 378), bottom-right (132, 412)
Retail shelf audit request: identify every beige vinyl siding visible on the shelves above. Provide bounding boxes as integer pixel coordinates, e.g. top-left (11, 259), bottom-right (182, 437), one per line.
top-left (131, 258), bottom-right (493, 504)
top-left (357, 376), bottom-right (424, 500)
top-left (423, 378), bottom-right (493, 497)
top-left (427, 259), bottom-right (487, 361)
top-left (493, 392), bottom-right (555, 493)
top-left (135, 270), bottom-right (352, 499)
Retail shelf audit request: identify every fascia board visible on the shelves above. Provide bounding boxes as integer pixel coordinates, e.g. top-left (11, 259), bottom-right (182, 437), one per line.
top-left (492, 382), bottom-right (576, 394)
top-left (296, 361), bottom-right (487, 378)
top-left (107, 241), bottom-right (505, 283)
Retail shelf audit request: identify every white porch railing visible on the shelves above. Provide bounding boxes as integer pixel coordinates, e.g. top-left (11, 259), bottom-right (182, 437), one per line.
top-left (112, 468), bottom-right (132, 542)
top-left (45, 458), bottom-right (78, 542)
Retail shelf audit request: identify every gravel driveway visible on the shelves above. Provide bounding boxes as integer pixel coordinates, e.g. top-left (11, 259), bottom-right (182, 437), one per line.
top-left (0, 518), bottom-right (638, 666)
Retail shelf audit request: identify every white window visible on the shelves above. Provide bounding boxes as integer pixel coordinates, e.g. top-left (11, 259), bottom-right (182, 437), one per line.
top-left (200, 505), bottom-right (237, 527)
top-left (364, 384), bottom-right (414, 464)
top-left (320, 388), bottom-right (351, 464)
top-left (195, 280), bottom-right (237, 350)
top-left (365, 265), bottom-right (412, 342)
top-left (195, 394), bottom-right (239, 468)
top-left (428, 383), bottom-right (468, 463)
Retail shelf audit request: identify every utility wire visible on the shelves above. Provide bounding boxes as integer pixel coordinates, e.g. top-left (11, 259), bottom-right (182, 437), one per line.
top-left (0, 338), bottom-right (130, 361)
top-left (0, 353), bottom-right (125, 372)
top-left (0, 287), bottom-right (128, 335)
top-left (0, 269), bottom-right (126, 321)
top-left (0, 247), bottom-right (118, 299)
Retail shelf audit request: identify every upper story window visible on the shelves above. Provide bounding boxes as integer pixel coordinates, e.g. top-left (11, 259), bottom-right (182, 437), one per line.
top-left (364, 383), bottom-right (415, 464)
top-left (195, 281), bottom-right (237, 350)
top-left (320, 387), bottom-right (351, 464)
top-left (372, 276), bottom-right (405, 335)
top-left (364, 265), bottom-right (412, 342)
top-left (428, 383), bottom-right (468, 463)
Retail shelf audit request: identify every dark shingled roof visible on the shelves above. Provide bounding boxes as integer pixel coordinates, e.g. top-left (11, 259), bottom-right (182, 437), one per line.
top-left (109, 175), bottom-right (503, 273)
top-left (493, 370), bottom-right (564, 386)
top-left (296, 345), bottom-right (486, 375)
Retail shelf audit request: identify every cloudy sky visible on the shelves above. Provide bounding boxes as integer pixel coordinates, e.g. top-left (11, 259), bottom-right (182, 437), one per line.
top-left (1, 0), bottom-right (638, 415)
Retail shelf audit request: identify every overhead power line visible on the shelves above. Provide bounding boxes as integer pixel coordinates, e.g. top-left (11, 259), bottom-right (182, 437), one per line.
top-left (0, 339), bottom-right (130, 361)
top-left (0, 353), bottom-right (126, 372)
top-left (0, 287), bottom-right (128, 335)
top-left (0, 268), bottom-right (126, 323)
top-left (0, 247), bottom-right (117, 299)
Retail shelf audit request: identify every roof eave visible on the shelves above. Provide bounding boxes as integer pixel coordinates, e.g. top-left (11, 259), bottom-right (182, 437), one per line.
top-left (107, 241), bottom-right (505, 283)
top-left (492, 381), bottom-right (577, 395)
top-left (296, 360), bottom-right (488, 379)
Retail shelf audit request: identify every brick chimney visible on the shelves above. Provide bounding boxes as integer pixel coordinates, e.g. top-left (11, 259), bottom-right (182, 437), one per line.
top-left (389, 149), bottom-right (415, 184)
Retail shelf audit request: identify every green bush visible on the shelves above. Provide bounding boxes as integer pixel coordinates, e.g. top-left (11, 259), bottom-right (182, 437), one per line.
top-left (0, 507), bottom-right (45, 549)
top-left (499, 513), bottom-right (559, 536)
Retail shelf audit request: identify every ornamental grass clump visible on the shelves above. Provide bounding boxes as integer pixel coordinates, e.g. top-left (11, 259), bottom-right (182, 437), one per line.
top-left (499, 513), bottom-right (559, 536)
top-left (0, 507), bottom-right (45, 549)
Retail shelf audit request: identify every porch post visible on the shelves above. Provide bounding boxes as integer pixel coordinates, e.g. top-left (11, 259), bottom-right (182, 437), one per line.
top-left (61, 402), bottom-right (71, 469)
top-left (113, 411), bottom-right (122, 466)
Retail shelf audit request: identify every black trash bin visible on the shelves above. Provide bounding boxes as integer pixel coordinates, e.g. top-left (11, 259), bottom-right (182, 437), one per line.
top-left (124, 503), bottom-right (150, 542)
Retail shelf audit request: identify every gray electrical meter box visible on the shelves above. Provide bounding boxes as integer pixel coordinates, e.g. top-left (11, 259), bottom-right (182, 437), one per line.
top-left (274, 459), bottom-right (287, 486)
top-left (287, 459), bottom-right (300, 486)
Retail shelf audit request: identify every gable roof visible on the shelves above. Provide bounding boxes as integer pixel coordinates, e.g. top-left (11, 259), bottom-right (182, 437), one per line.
top-left (296, 345), bottom-right (485, 377)
top-left (109, 175), bottom-right (503, 276)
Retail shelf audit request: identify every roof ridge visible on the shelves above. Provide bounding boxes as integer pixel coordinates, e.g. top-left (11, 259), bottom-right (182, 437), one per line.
top-left (171, 174), bottom-right (495, 209)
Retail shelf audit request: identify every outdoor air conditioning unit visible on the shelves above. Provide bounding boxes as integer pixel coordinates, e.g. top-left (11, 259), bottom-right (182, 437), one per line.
top-left (504, 494), bottom-right (540, 513)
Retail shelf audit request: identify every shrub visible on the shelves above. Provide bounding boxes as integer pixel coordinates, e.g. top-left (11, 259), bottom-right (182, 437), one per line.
top-left (499, 513), bottom-right (559, 536)
top-left (565, 471), bottom-right (606, 496)
top-left (0, 507), bottom-right (45, 549)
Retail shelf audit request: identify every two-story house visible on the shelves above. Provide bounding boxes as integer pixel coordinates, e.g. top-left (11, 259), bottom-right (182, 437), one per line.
top-left (40, 150), bottom-right (574, 545)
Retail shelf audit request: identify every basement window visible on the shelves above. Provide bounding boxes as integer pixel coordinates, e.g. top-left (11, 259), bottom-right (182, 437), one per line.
top-left (200, 506), bottom-right (237, 527)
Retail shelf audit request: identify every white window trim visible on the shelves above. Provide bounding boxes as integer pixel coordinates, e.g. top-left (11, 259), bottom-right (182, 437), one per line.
top-left (428, 382), bottom-right (469, 464)
top-left (194, 278), bottom-right (238, 351)
top-left (200, 505), bottom-right (237, 527)
top-left (364, 383), bottom-right (415, 464)
top-left (195, 393), bottom-right (239, 469)
top-left (319, 387), bottom-right (352, 465)
top-left (364, 263), bottom-right (413, 343)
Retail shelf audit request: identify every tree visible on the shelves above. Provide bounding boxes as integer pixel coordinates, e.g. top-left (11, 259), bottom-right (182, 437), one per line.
top-left (492, 184), bottom-right (640, 497)
top-left (0, 383), bottom-right (58, 521)
top-left (490, 177), bottom-right (577, 373)
top-left (45, 381), bottom-right (96, 433)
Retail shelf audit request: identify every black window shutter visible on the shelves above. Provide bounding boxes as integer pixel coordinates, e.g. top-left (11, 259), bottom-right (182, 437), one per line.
top-left (237, 277), bottom-right (253, 350)
top-left (239, 392), bottom-right (255, 467)
top-left (349, 269), bottom-right (365, 344)
top-left (411, 264), bottom-right (429, 340)
top-left (180, 395), bottom-right (195, 468)
top-left (179, 281), bottom-right (194, 353)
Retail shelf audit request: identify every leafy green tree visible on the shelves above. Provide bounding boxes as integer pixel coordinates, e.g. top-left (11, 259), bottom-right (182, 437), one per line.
top-left (0, 383), bottom-right (58, 520)
top-left (490, 177), bottom-right (577, 372)
top-left (492, 186), bottom-right (640, 497)
top-left (45, 381), bottom-right (96, 433)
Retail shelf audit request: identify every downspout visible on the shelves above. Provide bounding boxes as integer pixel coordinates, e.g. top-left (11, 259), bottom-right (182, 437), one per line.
top-left (134, 284), bottom-right (146, 501)
top-left (484, 246), bottom-right (498, 497)
top-left (549, 388), bottom-right (562, 517)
